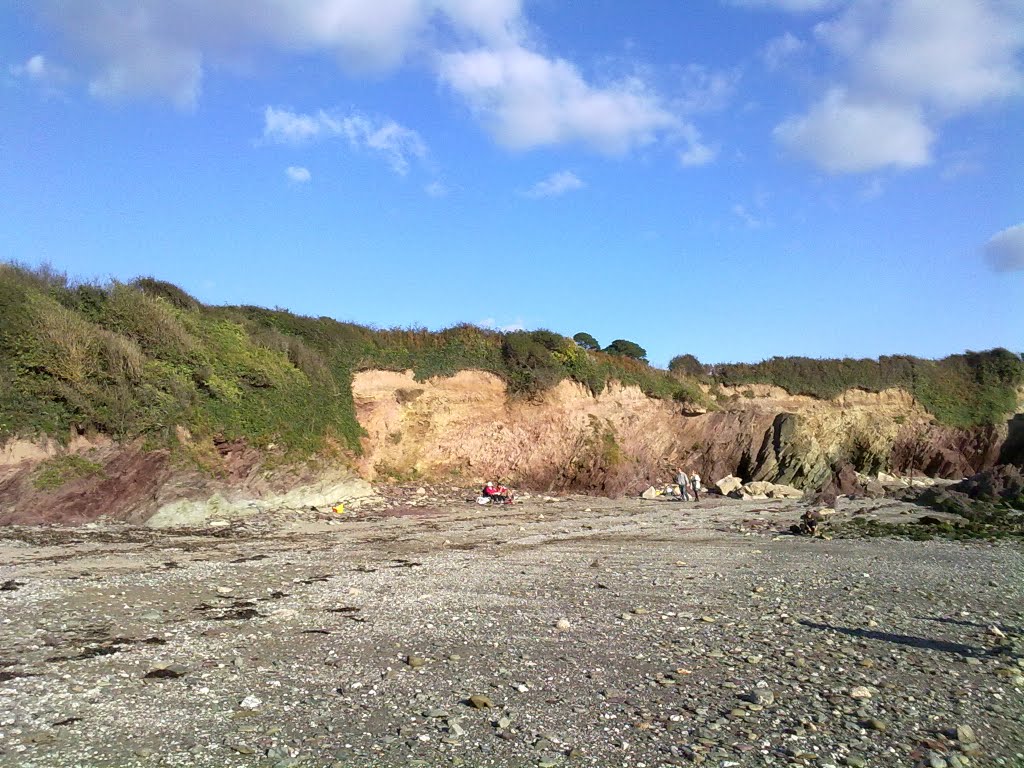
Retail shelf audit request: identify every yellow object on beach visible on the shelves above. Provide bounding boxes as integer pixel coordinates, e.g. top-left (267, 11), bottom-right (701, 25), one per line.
top-left (333, 504), bottom-right (345, 514)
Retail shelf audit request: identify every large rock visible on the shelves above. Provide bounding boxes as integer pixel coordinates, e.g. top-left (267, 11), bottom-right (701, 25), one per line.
top-left (715, 475), bottom-right (743, 496)
top-left (146, 474), bottom-right (377, 528)
top-left (814, 463), bottom-right (863, 504)
top-left (999, 414), bottom-right (1024, 466)
top-left (766, 483), bottom-right (803, 499)
top-left (749, 413), bottom-right (831, 491)
top-left (864, 479), bottom-right (888, 498)
top-left (729, 480), bottom-right (804, 500)
top-left (952, 465), bottom-right (1024, 505)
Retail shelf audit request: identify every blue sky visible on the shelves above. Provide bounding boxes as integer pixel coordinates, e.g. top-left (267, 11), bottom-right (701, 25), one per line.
top-left (1, 0), bottom-right (1021, 367)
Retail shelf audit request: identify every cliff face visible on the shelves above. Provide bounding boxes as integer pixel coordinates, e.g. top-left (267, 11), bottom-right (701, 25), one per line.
top-left (352, 371), bottom-right (1018, 495)
top-left (0, 371), bottom-right (1017, 525)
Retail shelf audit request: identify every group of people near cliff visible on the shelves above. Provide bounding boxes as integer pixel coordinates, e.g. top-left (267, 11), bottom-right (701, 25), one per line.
top-left (675, 468), bottom-right (702, 501)
top-left (480, 480), bottom-right (514, 504)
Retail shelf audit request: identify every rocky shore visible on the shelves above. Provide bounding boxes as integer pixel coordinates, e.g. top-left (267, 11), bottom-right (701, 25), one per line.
top-left (1, 491), bottom-right (1021, 768)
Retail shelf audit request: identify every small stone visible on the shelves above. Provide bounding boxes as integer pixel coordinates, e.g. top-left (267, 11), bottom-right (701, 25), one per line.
top-left (863, 718), bottom-right (887, 732)
top-left (742, 689), bottom-right (774, 706)
top-left (497, 716), bottom-right (512, 729)
top-left (954, 725), bottom-right (976, 743)
top-left (143, 664), bottom-right (187, 680)
top-left (555, 618), bottom-right (571, 630)
top-left (217, 586), bottom-right (234, 595)
top-left (844, 756), bottom-right (867, 768)
top-left (407, 655), bottom-right (426, 669)
top-left (468, 695), bottom-right (494, 709)
top-left (701, 616), bottom-right (716, 623)
top-left (239, 695), bottom-right (262, 710)
top-left (849, 686), bottom-right (872, 700)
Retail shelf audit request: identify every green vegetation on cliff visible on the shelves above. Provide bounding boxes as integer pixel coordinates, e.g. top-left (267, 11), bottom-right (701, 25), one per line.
top-left (2, 265), bottom-right (1019, 459)
top-left (715, 350), bottom-right (1024, 428)
top-left (0, 265), bottom-right (704, 456)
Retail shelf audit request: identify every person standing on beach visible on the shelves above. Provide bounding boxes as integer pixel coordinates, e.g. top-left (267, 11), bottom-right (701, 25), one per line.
top-left (675, 468), bottom-right (690, 501)
top-left (690, 471), bottom-right (701, 501)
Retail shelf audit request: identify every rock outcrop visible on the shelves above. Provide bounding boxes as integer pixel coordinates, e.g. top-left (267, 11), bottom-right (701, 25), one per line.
top-left (352, 371), bottom-right (1019, 497)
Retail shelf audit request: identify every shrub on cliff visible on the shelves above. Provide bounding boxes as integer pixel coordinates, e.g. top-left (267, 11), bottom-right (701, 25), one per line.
top-left (669, 354), bottom-right (705, 378)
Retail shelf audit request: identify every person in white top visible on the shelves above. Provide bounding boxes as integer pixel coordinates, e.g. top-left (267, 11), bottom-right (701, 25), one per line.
top-left (689, 472), bottom-right (701, 502)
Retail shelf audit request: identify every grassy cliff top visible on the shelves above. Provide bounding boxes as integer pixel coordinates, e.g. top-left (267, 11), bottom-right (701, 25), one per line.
top-left (1, 264), bottom-right (1020, 459)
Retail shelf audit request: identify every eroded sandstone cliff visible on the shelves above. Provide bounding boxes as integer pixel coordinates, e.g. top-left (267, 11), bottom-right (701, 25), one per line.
top-left (352, 371), bottom-right (1019, 495)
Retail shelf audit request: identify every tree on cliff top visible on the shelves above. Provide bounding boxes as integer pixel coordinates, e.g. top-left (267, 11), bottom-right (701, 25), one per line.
top-left (573, 332), bottom-right (599, 351)
top-left (603, 339), bottom-right (647, 361)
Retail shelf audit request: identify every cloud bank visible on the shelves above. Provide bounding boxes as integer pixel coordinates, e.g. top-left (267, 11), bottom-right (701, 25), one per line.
top-left (524, 171), bottom-right (584, 198)
top-left (264, 107), bottom-right (427, 174)
top-left (31, 0), bottom-right (688, 156)
top-left (772, 0), bottom-right (1024, 174)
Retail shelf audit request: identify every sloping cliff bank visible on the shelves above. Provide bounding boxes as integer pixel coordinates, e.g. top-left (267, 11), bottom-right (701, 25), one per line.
top-left (352, 371), bottom-right (1018, 495)
top-left (0, 436), bottom-right (375, 527)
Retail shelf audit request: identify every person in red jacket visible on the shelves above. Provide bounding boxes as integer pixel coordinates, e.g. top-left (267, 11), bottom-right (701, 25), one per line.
top-left (482, 481), bottom-right (514, 504)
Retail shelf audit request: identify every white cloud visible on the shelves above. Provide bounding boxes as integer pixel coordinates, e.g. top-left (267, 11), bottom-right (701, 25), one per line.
top-left (30, 1), bottom-right (687, 162)
top-left (524, 170), bottom-right (585, 198)
top-left (9, 53), bottom-right (70, 88)
top-left (35, 1), bottom-right (433, 106)
top-left (15, 54), bottom-right (48, 79)
top-left (940, 152), bottom-right (983, 181)
top-left (816, 0), bottom-right (1024, 113)
top-left (859, 177), bottom-right (884, 200)
top-left (437, 45), bottom-right (677, 153)
top-left (985, 223), bottom-right (1024, 272)
top-left (424, 180), bottom-right (449, 197)
top-left (774, 88), bottom-right (934, 173)
top-left (675, 64), bottom-right (738, 113)
top-left (679, 143), bottom-right (716, 167)
top-left (285, 165), bottom-right (312, 183)
top-left (677, 125), bottom-right (717, 167)
top-left (771, 0), bottom-right (1024, 174)
top-left (480, 317), bottom-right (525, 332)
top-left (761, 32), bottom-right (805, 69)
top-left (263, 107), bottom-right (426, 174)
top-left (732, 203), bottom-right (764, 228)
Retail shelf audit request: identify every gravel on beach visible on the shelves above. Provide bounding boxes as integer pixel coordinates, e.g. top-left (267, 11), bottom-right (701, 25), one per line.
top-left (1, 492), bottom-right (1021, 768)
